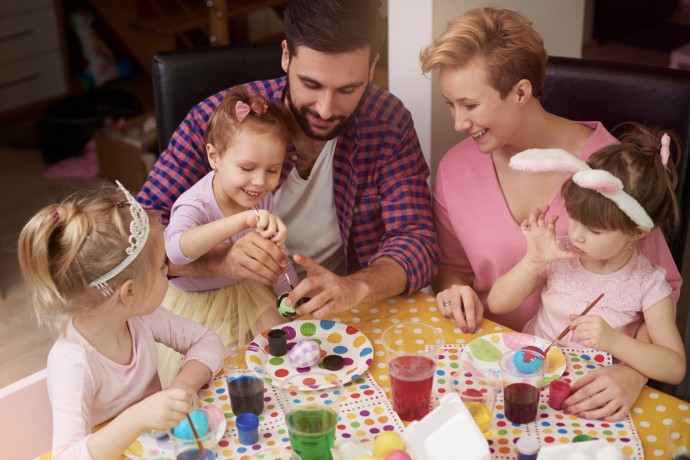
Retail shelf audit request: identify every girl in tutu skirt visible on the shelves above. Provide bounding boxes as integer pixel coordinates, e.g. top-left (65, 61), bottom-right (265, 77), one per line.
top-left (159, 86), bottom-right (298, 386)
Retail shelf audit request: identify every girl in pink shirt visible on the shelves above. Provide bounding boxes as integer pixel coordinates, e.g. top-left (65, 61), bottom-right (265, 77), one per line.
top-left (489, 125), bottom-right (686, 386)
top-left (18, 182), bottom-right (223, 460)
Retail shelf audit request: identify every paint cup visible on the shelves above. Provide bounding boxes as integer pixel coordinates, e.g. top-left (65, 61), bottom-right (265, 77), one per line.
top-left (499, 350), bottom-right (544, 424)
top-left (236, 412), bottom-right (259, 445)
top-left (547, 379), bottom-right (571, 411)
top-left (381, 323), bottom-right (443, 421)
top-left (451, 370), bottom-right (497, 438)
top-left (280, 372), bottom-right (343, 460)
top-left (223, 344), bottom-right (266, 416)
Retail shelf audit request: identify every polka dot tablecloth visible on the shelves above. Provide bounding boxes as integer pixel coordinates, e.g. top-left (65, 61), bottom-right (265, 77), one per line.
top-left (330, 292), bottom-right (690, 460)
top-left (197, 371), bottom-right (405, 459)
top-left (97, 292), bottom-right (688, 459)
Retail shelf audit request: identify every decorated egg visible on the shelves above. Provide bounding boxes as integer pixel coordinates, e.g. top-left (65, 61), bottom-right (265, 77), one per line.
top-left (373, 431), bottom-right (406, 459)
top-left (288, 339), bottom-right (322, 368)
top-left (386, 450), bottom-right (413, 460)
top-left (172, 409), bottom-right (208, 439)
top-left (513, 350), bottom-right (543, 374)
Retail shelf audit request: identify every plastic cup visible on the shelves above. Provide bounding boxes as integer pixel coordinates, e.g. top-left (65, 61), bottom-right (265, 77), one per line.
top-left (223, 344), bottom-right (266, 416)
top-left (498, 350), bottom-right (544, 424)
top-left (669, 417), bottom-right (690, 459)
top-left (547, 379), bottom-right (571, 411)
top-left (279, 372), bottom-right (343, 460)
top-left (381, 323), bottom-right (443, 421)
top-left (451, 370), bottom-right (496, 438)
top-left (169, 407), bottom-right (220, 460)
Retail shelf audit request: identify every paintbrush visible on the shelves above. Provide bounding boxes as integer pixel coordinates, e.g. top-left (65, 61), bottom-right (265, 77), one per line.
top-left (186, 413), bottom-right (207, 458)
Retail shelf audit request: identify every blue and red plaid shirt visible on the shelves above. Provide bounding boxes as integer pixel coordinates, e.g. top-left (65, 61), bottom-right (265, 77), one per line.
top-left (138, 77), bottom-right (439, 293)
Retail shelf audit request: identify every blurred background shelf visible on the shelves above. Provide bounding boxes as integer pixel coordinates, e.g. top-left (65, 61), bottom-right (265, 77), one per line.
top-left (85, 0), bottom-right (289, 75)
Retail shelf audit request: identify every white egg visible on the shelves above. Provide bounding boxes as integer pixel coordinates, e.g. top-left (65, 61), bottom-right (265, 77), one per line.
top-left (565, 452), bottom-right (595, 460)
top-left (595, 444), bottom-right (628, 460)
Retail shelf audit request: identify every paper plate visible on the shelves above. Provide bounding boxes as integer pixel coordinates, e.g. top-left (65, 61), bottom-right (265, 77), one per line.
top-left (460, 332), bottom-right (566, 386)
top-left (123, 404), bottom-right (226, 460)
top-left (247, 319), bottom-right (374, 388)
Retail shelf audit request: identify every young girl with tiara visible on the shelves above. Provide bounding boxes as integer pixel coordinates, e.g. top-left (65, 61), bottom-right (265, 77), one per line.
top-left (159, 86), bottom-right (298, 384)
top-left (18, 182), bottom-right (224, 459)
top-left (488, 124), bottom-right (686, 386)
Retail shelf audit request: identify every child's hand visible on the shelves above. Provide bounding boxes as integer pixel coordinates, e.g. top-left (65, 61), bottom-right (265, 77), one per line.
top-left (132, 388), bottom-right (195, 432)
top-left (521, 206), bottom-right (576, 264)
top-left (250, 209), bottom-right (288, 245)
top-left (570, 314), bottom-right (616, 352)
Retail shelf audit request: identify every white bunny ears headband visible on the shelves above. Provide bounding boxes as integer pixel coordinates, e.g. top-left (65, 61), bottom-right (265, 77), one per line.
top-left (509, 134), bottom-right (671, 230)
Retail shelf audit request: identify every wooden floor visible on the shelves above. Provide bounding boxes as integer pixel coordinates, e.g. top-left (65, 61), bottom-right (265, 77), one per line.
top-left (1, 28), bottom-right (689, 388)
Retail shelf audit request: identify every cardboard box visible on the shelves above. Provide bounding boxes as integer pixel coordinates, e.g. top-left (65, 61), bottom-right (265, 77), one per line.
top-left (94, 113), bottom-right (157, 192)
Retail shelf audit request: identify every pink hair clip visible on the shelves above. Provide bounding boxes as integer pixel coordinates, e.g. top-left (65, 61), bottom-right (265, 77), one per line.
top-left (235, 100), bottom-right (268, 122)
top-left (53, 209), bottom-right (62, 228)
top-left (660, 133), bottom-right (670, 166)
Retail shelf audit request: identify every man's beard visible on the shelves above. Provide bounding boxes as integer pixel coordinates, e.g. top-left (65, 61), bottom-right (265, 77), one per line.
top-left (284, 77), bottom-right (357, 141)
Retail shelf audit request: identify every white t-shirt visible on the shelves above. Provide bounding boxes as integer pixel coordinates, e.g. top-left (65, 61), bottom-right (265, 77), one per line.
top-left (273, 139), bottom-right (347, 279)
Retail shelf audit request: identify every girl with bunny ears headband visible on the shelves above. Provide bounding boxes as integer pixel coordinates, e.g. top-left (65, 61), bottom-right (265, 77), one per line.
top-left (488, 124), bottom-right (686, 386)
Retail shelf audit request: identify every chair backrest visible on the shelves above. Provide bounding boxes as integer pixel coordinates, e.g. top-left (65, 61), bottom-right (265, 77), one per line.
top-left (0, 369), bottom-right (52, 459)
top-left (152, 41), bottom-right (285, 153)
top-left (541, 56), bottom-right (690, 272)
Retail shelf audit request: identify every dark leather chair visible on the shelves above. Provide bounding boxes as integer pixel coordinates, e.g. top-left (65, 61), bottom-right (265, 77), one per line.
top-left (542, 56), bottom-right (690, 271)
top-left (151, 41), bottom-right (284, 153)
top-left (541, 57), bottom-right (690, 399)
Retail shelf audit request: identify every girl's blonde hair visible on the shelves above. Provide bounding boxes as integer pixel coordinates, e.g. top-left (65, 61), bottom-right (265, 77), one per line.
top-left (18, 183), bottom-right (161, 335)
top-left (419, 7), bottom-right (547, 99)
top-left (564, 124), bottom-right (681, 237)
top-left (204, 86), bottom-right (295, 155)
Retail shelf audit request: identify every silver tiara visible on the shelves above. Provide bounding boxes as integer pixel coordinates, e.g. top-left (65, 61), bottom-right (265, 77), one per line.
top-left (88, 181), bottom-right (150, 296)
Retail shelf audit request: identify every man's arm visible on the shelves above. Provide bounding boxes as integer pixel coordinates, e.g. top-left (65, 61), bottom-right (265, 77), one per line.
top-left (168, 234), bottom-right (287, 285)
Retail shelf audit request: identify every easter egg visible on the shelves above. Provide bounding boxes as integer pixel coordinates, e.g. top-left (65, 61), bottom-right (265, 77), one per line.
top-left (356, 456), bottom-right (377, 460)
top-left (513, 350), bottom-right (543, 374)
top-left (172, 409), bottom-right (209, 440)
top-left (373, 431), bottom-right (405, 459)
top-left (595, 444), bottom-right (628, 460)
top-left (386, 450), bottom-right (413, 460)
top-left (288, 339), bottom-right (321, 368)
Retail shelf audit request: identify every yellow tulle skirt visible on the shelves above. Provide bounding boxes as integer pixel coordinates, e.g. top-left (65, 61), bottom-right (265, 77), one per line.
top-left (157, 280), bottom-right (286, 387)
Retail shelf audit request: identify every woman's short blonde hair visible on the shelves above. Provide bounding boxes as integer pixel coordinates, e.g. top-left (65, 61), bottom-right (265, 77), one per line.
top-left (420, 7), bottom-right (547, 99)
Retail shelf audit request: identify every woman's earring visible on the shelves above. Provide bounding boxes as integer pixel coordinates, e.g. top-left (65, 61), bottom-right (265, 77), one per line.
top-left (628, 242), bottom-right (633, 251)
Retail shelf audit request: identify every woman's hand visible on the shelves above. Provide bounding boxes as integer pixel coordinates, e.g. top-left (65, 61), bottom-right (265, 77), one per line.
top-left (435, 284), bottom-right (484, 334)
top-left (563, 363), bottom-right (647, 421)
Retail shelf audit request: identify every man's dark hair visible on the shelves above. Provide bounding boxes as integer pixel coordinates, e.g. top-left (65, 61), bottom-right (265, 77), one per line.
top-left (283, 0), bottom-right (384, 65)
